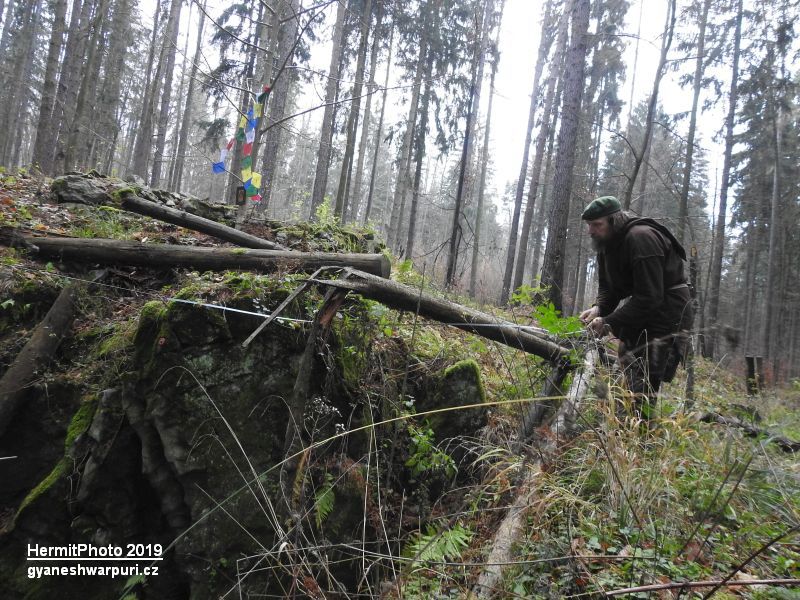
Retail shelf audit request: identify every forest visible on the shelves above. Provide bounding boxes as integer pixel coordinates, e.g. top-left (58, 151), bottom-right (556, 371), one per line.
top-left (0, 0), bottom-right (800, 598)
top-left (0, 0), bottom-right (797, 378)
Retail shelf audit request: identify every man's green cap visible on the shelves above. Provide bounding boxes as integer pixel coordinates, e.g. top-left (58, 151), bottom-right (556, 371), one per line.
top-left (581, 196), bottom-right (621, 220)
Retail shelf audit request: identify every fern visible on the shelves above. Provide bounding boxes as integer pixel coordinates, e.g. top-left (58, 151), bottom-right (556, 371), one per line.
top-left (314, 474), bottom-right (335, 529)
top-left (403, 523), bottom-right (473, 565)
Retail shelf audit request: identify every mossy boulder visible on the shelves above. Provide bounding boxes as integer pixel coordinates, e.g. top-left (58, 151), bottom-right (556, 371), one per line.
top-left (416, 358), bottom-right (488, 443)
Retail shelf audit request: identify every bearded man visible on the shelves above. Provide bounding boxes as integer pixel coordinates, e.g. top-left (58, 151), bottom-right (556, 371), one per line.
top-left (578, 196), bottom-right (693, 416)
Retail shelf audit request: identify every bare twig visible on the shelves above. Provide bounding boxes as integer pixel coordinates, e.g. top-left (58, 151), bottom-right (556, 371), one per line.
top-left (606, 578), bottom-right (800, 597)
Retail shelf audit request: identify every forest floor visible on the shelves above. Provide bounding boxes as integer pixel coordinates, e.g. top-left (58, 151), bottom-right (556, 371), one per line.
top-left (1, 171), bottom-right (799, 599)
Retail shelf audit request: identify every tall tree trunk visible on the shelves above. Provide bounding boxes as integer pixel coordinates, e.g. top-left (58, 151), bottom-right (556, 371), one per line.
top-left (540, 0), bottom-right (590, 312)
top-left (172, 1), bottom-right (206, 192)
top-left (166, 1), bottom-right (193, 189)
top-left (91, 0), bottom-right (131, 172)
top-left (499, 0), bottom-right (555, 304)
top-left (258, 0), bottom-right (301, 213)
top-left (677, 0), bottom-right (711, 244)
top-left (334, 0), bottom-right (374, 220)
top-left (763, 103), bottom-right (783, 361)
top-left (348, 0), bottom-right (385, 223)
top-left (149, 0), bottom-right (182, 187)
top-left (405, 9), bottom-right (439, 260)
top-left (706, 0), bottom-right (742, 359)
top-left (130, 0), bottom-right (164, 179)
top-left (622, 0), bottom-right (676, 210)
top-left (0, 0), bottom-right (41, 166)
top-left (62, 0), bottom-right (109, 172)
top-left (388, 0), bottom-right (429, 247)
top-left (444, 0), bottom-right (488, 287)
top-left (309, 0), bottom-right (347, 216)
top-left (362, 12), bottom-right (394, 224)
top-left (531, 101), bottom-right (559, 283)
top-left (510, 2), bottom-right (570, 300)
top-left (31, 0), bottom-right (67, 174)
top-left (470, 0), bottom-right (505, 298)
top-left (459, 0), bottom-right (491, 242)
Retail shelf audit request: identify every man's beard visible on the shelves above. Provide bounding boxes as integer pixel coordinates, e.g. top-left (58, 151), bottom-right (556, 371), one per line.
top-left (591, 236), bottom-right (606, 252)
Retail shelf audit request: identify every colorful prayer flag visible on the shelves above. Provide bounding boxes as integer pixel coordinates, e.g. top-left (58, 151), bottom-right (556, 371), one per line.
top-left (251, 172), bottom-right (262, 188)
top-left (212, 161), bottom-right (225, 174)
top-left (241, 156), bottom-right (252, 169)
top-left (245, 128), bottom-right (255, 144)
top-left (219, 148), bottom-right (229, 162)
top-left (254, 103), bottom-right (263, 117)
top-left (238, 115), bottom-right (247, 129)
top-left (226, 137), bottom-right (235, 150)
top-left (236, 128), bottom-right (245, 142)
top-left (242, 142), bottom-right (253, 156)
top-left (252, 193), bottom-right (262, 203)
top-left (241, 168), bottom-right (252, 181)
top-left (246, 184), bottom-right (259, 197)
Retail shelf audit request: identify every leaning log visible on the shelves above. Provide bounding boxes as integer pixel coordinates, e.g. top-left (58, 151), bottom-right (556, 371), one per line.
top-left (698, 411), bottom-right (799, 452)
top-left (0, 285), bottom-right (78, 437)
top-left (472, 349), bottom-right (598, 598)
top-left (0, 230), bottom-right (391, 278)
top-left (312, 270), bottom-right (571, 362)
top-left (119, 194), bottom-right (287, 250)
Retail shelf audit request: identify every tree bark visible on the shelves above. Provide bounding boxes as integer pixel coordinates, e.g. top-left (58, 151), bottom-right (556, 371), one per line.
top-left (2, 230), bottom-right (391, 277)
top-left (0, 285), bottom-right (78, 437)
top-left (540, 0), bottom-right (591, 312)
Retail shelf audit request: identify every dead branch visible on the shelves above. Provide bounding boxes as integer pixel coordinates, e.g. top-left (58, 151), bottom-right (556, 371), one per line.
top-left (697, 411), bottom-right (800, 452)
top-left (0, 284), bottom-right (78, 436)
top-left (606, 578), bottom-right (800, 597)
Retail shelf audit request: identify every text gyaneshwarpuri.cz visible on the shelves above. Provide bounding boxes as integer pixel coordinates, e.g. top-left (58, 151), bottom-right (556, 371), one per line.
top-left (26, 544), bottom-right (162, 579)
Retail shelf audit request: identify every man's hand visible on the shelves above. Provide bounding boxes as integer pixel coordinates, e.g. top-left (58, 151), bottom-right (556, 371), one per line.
top-left (588, 316), bottom-right (607, 336)
top-left (579, 306), bottom-right (599, 324)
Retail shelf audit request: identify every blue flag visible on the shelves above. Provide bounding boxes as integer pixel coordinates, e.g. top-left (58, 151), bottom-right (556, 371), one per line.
top-left (212, 161), bottom-right (225, 174)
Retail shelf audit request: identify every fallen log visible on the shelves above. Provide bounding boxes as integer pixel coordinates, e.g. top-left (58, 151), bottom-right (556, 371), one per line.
top-left (311, 270), bottom-right (571, 362)
top-left (119, 193), bottom-right (287, 250)
top-left (0, 284), bottom-right (78, 437)
top-left (0, 229), bottom-right (391, 278)
top-left (697, 411), bottom-right (800, 452)
top-left (472, 350), bottom-right (599, 598)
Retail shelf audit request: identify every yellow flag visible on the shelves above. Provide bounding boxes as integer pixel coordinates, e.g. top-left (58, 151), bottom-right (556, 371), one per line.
top-left (238, 115), bottom-right (247, 129)
top-left (241, 168), bottom-right (252, 181)
top-left (254, 103), bottom-right (263, 117)
top-left (251, 172), bottom-right (262, 188)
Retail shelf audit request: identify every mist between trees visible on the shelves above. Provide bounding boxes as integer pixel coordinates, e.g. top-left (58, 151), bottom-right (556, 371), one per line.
top-left (0, 0), bottom-right (798, 382)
